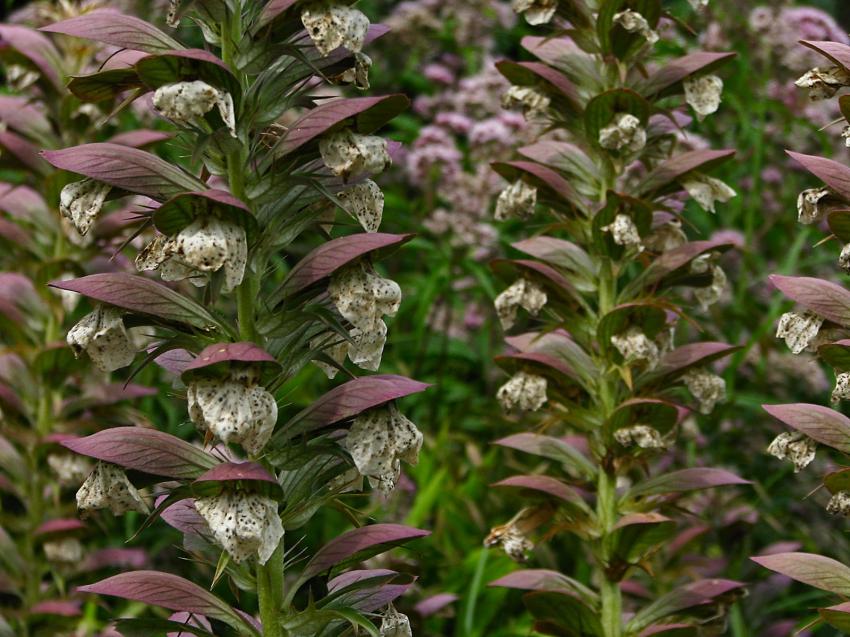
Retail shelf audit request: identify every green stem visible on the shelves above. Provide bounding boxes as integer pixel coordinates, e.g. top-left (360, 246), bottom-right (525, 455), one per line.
top-left (257, 545), bottom-right (284, 637)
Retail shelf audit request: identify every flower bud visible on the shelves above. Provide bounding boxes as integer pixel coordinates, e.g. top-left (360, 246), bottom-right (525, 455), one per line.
top-left (776, 311), bottom-right (822, 354)
top-left (320, 129), bottom-right (391, 180)
top-left (767, 431), bottom-right (816, 472)
top-left (682, 173), bottom-right (736, 213)
top-left (613, 10), bottom-right (659, 45)
top-left (599, 113), bottom-right (646, 153)
top-left (511, 0), bottom-right (556, 25)
top-left (601, 213), bottom-right (643, 251)
top-left (67, 305), bottom-right (136, 372)
top-left (153, 81), bottom-right (236, 138)
top-left (301, 2), bottom-right (370, 57)
top-left (611, 327), bottom-right (659, 369)
top-left (59, 179), bottom-right (111, 235)
top-left (76, 461), bottom-right (149, 518)
top-left (497, 371), bottom-right (548, 412)
top-left (195, 491), bottom-right (283, 564)
top-left (684, 75), bottom-right (723, 121)
top-left (494, 278), bottom-right (547, 330)
top-left (495, 180), bottom-right (537, 221)
top-left (614, 425), bottom-right (666, 449)
top-left (682, 367), bottom-right (726, 414)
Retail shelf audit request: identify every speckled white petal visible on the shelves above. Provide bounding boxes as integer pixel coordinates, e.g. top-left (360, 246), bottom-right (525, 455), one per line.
top-left (682, 173), bottom-right (736, 213)
top-left (599, 113), bottom-right (646, 152)
top-left (59, 179), bottom-right (111, 236)
top-left (797, 187), bottom-right (830, 224)
top-left (338, 180), bottom-right (384, 232)
top-left (330, 51), bottom-right (372, 89)
top-left (497, 372), bottom-right (548, 411)
top-left (614, 425), bottom-right (666, 449)
top-left (495, 180), bottom-right (536, 221)
top-left (329, 262), bottom-right (401, 330)
top-left (613, 10), bottom-right (658, 45)
top-left (684, 75), bottom-right (723, 121)
top-left (795, 66), bottom-right (850, 101)
top-left (76, 462), bottom-right (149, 518)
top-left (152, 81), bottom-right (236, 137)
top-left (220, 220), bottom-right (247, 293)
top-left (776, 311), bottom-right (822, 354)
top-left (767, 431), bottom-right (817, 472)
top-left (319, 129), bottom-right (391, 180)
top-left (601, 213), bottom-right (643, 250)
top-left (48, 453), bottom-right (91, 485)
top-left (348, 320), bottom-right (387, 371)
top-left (494, 278), bottom-right (547, 330)
top-left (827, 491), bottom-right (850, 516)
top-left (832, 372), bottom-right (850, 403)
top-left (301, 2), bottom-right (370, 57)
top-left (682, 367), bottom-right (726, 414)
top-left (173, 218), bottom-right (230, 273)
top-left (135, 234), bottom-right (173, 272)
top-left (611, 327), bottom-right (659, 370)
top-left (43, 538), bottom-right (84, 564)
top-left (502, 86), bottom-right (551, 117)
top-left (67, 305), bottom-right (136, 372)
top-left (380, 605), bottom-right (413, 637)
top-left (310, 332), bottom-right (349, 378)
top-left (195, 492), bottom-right (283, 564)
top-left (511, 0), bottom-right (556, 25)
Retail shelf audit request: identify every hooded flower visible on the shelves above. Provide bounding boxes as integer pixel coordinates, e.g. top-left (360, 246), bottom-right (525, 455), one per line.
top-left (152, 81), bottom-right (236, 138)
top-left (684, 75), bottom-right (723, 121)
top-left (827, 491), bottom-right (850, 517)
top-left (832, 372), bottom-right (850, 402)
top-left (495, 180), bottom-right (537, 220)
top-left (511, 0), bottom-right (556, 25)
top-left (76, 462), bottom-right (149, 518)
top-left (43, 538), bottom-right (84, 564)
top-left (767, 431), bottom-right (817, 472)
top-left (797, 187), bottom-right (830, 224)
top-left (795, 66), bottom-right (850, 101)
top-left (342, 405), bottom-right (423, 494)
top-left (776, 311), bottom-right (822, 354)
top-left (380, 605), bottom-right (413, 637)
top-left (682, 173), bottom-right (736, 213)
top-left (187, 369), bottom-right (277, 456)
top-left (494, 278), bottom-right (547, 330)
top-left (337, 180), bottom-right (384, 232)
top-left (301, 2), bottom-right (370, 57)
top-left (613, 10), bottom-right (659, 45)
top-left (497, 371), bottom-right (548, 412)
top-left (601, 214), bottom-right (643, 251)
top-left (682, 368), bottom-right (726, 414)
top-left (599, 113), bottom-right (646, 152)
top-left (690, 254), bottom-right (727, 309)
top-left (320, 129), bottom-right (391, 180)
top-left (614, 425), bottom-right (666, 449)
top-left (67, 305), bottom-right (136, 372)
top-left (194, 491), bottom-right (283, 564)
top-left (136, 217), bottom-right (248, 293)
top-left (59, 179), bottom-right (112, 235)
top-left (611, 327), bottom-right (659, 369)
top-left (502, 86), bottom-right (551, 118)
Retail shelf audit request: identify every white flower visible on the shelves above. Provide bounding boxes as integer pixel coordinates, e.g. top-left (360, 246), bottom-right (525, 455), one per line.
top-left (795, 66), bottom-right (850, 101)
top-left (495, 180), bottom-right (537, 221)
top-left (767, 431), bottom-right (817, 472)
top-left (48, 453), bottom-right (91, 486)
top-left (842, 126), bottom-right (850, 148)
top-left (380, 605), bottom-right (413, 637)
top-left (611, 327), bottom-right (659, 369)
top-left (497, 372), bottom-right (547, 412)
top-left (343, 405), bottom-right (422, 494)
top-left (494, 278), bottom-right (547, 330)
top-left (645, 220), bottom-right (687, 253)
top-left (684, 75), bottom-right (723, 121)
top-left (195, 491), bottom-right (283, 564)
top-left (688, 0), bottom-right (709, 9)
top-left (599, 113), bottom-right (646, 153)
top-left (682, 173), bottom-right (736, 213)
top-left (6, 65), bottom-right (38, 91)
top-left (484, 508), bottom-right (540, 562)
top-left (614, 425), bottom-right (666, 449)
top-left (613, 10), bottom-right (659, 45)
top-left (59, 179), bottom-right (111, 236)
top-left (797, 187), bottom-right (830, 225)
top-left (152, 81), bottom-right (236, 138)
top-left (337, 180), bottom-right (383, 232)
top-left (832, 372), bottom-right (850, 402)
top-left (136, 218), bottom-right (247, 293)
top-left (682, 368), bottom-right (726, 414)
top-left (67, 305), bottom-right (136, 372)
top-left (511, 0), bottom-right (556, 25)
top-left (76, 461), bottom-right (149, 518)
top-left (43, 538), bottom-right (83, 564)
top-left (330, 52), bottom-right (372, 90)
top-left (601, 213), bottom-right (643, 251)
top-left (839, 244), bottom-right (850, 273)
top-left (319, 129), bottom-right (391, 180)
top-left (827, 491), bottom-right (850, 516)
top-left (187, 371), bottom-right (277, 456)
top-left (166, 0), bottom-right (180, 26)
top-left (690, 255), bottom-right (727, 310)
top-left (502, 86), bottom-right (551, 118)
top-left (301, 2), bottom-right (370, 57)
top-left (776, 311), bottom-right (822, 354)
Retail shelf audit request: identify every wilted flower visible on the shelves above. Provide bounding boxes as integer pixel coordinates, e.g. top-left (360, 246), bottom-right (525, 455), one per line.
top-left (827, 491), bottom-right (850, 516)
top-left (682, 173), bottom-right (736, 213)
top-left (795, 66), bottom-right (850, 101)
top-left (682, 367), bottom-right (726, 414)
top-left (684, 75), bottom-right (723, 121)
top-left (319, 129), bottom-right (391, 180)
top-left (43, 538), bottom-right (83, 564)
top-left (48, 453), bottom-right (91, 486)
top-left (497, 371), bottom-right (547, 411)
top-left (187, 370), bottom-right (277, 456)
top-left (599, 113), bottom-right (646, 152)
top-left (380, 604), bottom-right (413, 637)
top-left (767, 431), bottom-right (817, 472)
top-left (511, 0), bottom-right (556, 25)
top-left (776, 311), bottom-right (822, 354)
top-left (337, 180), bottom-right (384, 232)
top-left (611, 327), bottom-right (659, 369)
top-left (136, 217), bottom-right (247, 293)
top-left (485, 506), bottom-right (550, 562)
top-left (76, 462), bottom-right (149, 518)
top-left (495, 179), bottom-right (537, 220)
top-left (494, 278), bottom-right (547, 329)
top-left (832, 372), bottom-right (850, 402)
top-left (601, 214), bottom-right (643, 251)
top-left (301, 1), bottom-right (370, 57)
top-left (59, 179), bottom-right (111, 235)
top-left (502, 85), bottom-right (550, 118)
top-left (797, 187), bottom-right (830, 224)
top-left (67, 305), bottom-right (135, 372)
top-left (195, 491), bottom-right (283, 564)
top-left (343, 405), bottom-right (423, 494)
top-left (613, 10), bottom-right (659, 45)
top-left (152, 81), bottom-right (236, 138)
top-left (614, 425), bottom-right (666, 449)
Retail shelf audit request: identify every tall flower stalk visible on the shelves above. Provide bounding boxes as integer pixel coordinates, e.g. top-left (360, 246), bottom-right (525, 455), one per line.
top-left (484, 1), bottom-right (748, 634)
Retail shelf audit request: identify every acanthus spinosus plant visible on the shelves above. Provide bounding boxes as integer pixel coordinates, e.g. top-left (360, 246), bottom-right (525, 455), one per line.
top-left (754, 37), bottom-right (850, 633)
top-left (482, 1), bottom-right (750, 635)
top-left (27, 1), bottom-right (431, 635)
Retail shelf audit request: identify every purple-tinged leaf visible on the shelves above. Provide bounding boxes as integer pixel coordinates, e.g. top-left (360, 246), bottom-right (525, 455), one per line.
top-left (647, 342), bottom-right (740, 382)
top-left (627, 468), bottom-right (750, 499)
top-left (153, 189), bottom-right (254, 238)
top-left (613, 512), bottom-right (672, 530)
top-left (787, 150), bottom-right (850, 200)
top-left (81, 382), bottom-right (157, 406)
top-left (279, 374), bottom-right (430, 440)
top-left (414, 593), bottom-right (458, 617)
top-left (154, 348), bottom-right (194, 375)
top-left (29, 600), bottom-right (80, 616)
top-left (77, 571), bottom-right (255, 633)
top-left (194, 462), bottom-right (277, 485)
top-left (134, 49), bottom-right (235, 93)
top-left (301, 524), bottom-right (430, 581)
top-left (0, 383), bottom-right (23, 415)
top-left (495, 351), bottom-right (578, 383)
top-left (42, 10), bottom-right (182, 53)
top-left (752, 552), bottom-right (850, 596)
top-left (643, 239), bottom-right (734, 286)
top-left (34, 519), bottom-right (85, 537)
top-left (492, 160), bottom-right (581, 208)
top-left (641, 51), bottom-right (737, 96)
top-left (108, 130), bottom-right (172, 148)
top-left (325, 569), bottom-right (415, 613)
top-left (275, 95), bottom-right (410, 157)
top-left (257, 0), bottom-right (298, 28)
top-left (490, 570), bottom-right (598, 606)
top-left (491, 258), bottom-right (578, 303)
top-left (0, 96), bottom-right (51, 140)
top-left (182, 342), bottom-right (279, 382)
top-left (0, 25), bottom-right (62, 89)
top-left (49, 273), bottom-right (222, 329)
top-left (274, 232), bottom-right (412, 300)
top-left (62, 427), bottom-right (218, 479)
top-left (609, 398), bottom-right (688, 435)
top-left (763, 403), bottom-right (850, 453)
top-left (820, 602), bottom-right (850, 632)
top-left (161, 498), bottom-right (210, 536)
top-left (494, 433), bottom-right (595, 479)
top-left (0, 130), bottom-right (48, 174)
top-left (627, 579), bottom-right (744, 632)
top-left (504, 330), bottom-right (597, 383)
top-left (801, 40), bottom-right (850, 72)
top-left (639, 149), bottom-right (735, 196)
top-left (81, 548), bottom-right (148, 572)
top-left (495, 60), bottom-right (580, 108)
top-left (493, 475), bottom-right (583, 503)
top-left (770, 274), bottom-right (850, 326)
top-left (0, 218), bottom-right (29, 247)
top-left (41, 143), bottom-right (206, 201)
top-left (327, 568), bottom-right (397, 592)
top-left (512, 236), bottom-right (596, 281)
top-left (67, 67), bottom-right (145, 103)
